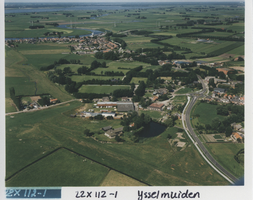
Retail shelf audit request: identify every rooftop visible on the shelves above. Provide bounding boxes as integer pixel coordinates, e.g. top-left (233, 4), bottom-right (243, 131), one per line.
top-left (148, 103), bottom-right (164, 109)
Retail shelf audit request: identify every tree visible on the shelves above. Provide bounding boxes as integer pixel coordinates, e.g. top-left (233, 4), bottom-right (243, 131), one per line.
top-left (135, 81), bottom-right (146, 97)
top-left (216, 105), bottom-right (229, 116)
top-left (115, 135), bottom-right (123, 142)
top-left (211, 118), bottom-right (220, 130)
top-left (218, 124), bottom-right (226, 133)
top-left (39, 96), bottom-right (50, 106)
top-left (63, 67), bottom-right (72, 74)
top-left (165, 118), bottom-right (174, 127)
top-left (237, 57), bottom-right (244, 61)
top-left (225, 126), bottom-right (232, 137)
top-left (208, 78), bottom-right (216, 88)
top-left (95, 52), bottom-right (104, 59)
top-left (106, 116), bottom-right (114, 120)
top-left (84, 129), bottom-right (93, 136)
top-left (101, 62), bottom-right (107, 68)
top-left (205, 124), bottom-right (211, 130)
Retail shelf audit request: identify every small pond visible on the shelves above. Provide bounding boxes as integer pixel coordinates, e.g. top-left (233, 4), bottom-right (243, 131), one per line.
top-left (138, 121), bottom-right (166, 138)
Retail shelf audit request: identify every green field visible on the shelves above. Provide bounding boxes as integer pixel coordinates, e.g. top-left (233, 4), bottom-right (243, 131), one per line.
top-left (130, 77), bottom-right (148, 84)
top-left (71, 75), bottom-right (123, 82)
top-left (100, 170), bottom-right (147, 186)
top-left (191, 102), bottom-right (226, 124)
top-left (139, 110), bottom-right (163, 119)
top-left (5, 11), bottom-right (91, 38)
top-left (78, 85), bottom-right (130, 94)
top-left (6, 101), bottom-right (229, 186)
top-left (172, 95), bottom-right (187, 104)
top-left (5, 49), bottom-right (73, 102)
top-left (175, 87), bottom-right (193, 94)
top-left (6, 148), bottom-right (109, 186)
top-left (205, 143), bottom-right (244, 178)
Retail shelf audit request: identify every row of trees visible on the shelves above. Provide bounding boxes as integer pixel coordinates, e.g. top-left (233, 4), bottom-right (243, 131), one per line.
top-left (29, 25), bottom-right (45, 29)
top-left (40, 58), bottom-right (80, 71)
top-left (95, 51), bottom-right (119, 60)
top-left (9, 87), bottom-right (21, 110)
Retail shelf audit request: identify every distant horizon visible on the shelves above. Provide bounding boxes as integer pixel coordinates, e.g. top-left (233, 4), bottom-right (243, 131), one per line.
top-left (4, 0), bottom-right (245, 3)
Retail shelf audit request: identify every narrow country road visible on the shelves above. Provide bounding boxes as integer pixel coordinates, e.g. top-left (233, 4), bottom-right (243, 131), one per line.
top-left (182, 75), bottom-right (238, 184)
top-left (5, 99), bottom-right (79, 116)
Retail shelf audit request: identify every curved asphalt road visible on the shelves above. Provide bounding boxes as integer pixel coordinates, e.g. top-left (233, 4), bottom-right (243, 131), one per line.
top-left (184, 75), bottom-right (238, 183)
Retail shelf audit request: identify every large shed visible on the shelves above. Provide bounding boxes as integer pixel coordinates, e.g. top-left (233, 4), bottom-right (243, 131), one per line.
top-left (117, 102), bottom-right (135, 112)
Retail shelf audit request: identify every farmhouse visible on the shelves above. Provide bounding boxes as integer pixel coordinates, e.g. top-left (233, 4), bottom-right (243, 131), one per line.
top-left (102, 96), bottom-right (110, 102)
top-left (104, 127), bottom-right (124, 138)
top-left (147, 103), bottom-right (164, 111)
top-left (214, 88), bottom-right (226, 94)
top-left (231, 123), bottom-right (242, 131)
top-left (216, 68), bottom-right (233, 75)
top-left (50, 98), bottom-right (58, 103)
top-left (96, 102), bottom-right (117, 108)
top-left (231, 132), bottom-right (242, 142)
top-left (154, 88), bottom-right (168, 95)
top-left (152, 96), bottom-right (159, 101)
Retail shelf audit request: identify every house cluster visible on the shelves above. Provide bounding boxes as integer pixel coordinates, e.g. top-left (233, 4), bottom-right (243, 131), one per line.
top-left (205, 87), bottom-right (244, 105)
top-left (102, 126), bottom-right (124, 139)
top-left (158, 59), bottom-right (223, 68)
top-left (5, 34), bottom-right (110, 49)
top-left (230, 122), bottom-right (244, 142)
top-left (5, 37), bottom-right (83, 46)
top-left (152, 88), bottom-right (168, 95)
top-left (23, 101), bottom-right (41, 110)
top-left (71, 36), bottom-right (118, 54)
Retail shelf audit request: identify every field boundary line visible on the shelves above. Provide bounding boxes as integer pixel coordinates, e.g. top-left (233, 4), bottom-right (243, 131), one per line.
top-left (6, 147), bottom-right (151, 186)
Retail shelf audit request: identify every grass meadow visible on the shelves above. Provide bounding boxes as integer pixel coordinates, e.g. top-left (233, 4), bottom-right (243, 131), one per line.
top-left (5, 48), bottom-right (74, 103)
top-left (6, 101), bottom-right (229, 186)
top-left (6, 148), bottom-right (110, 187)
top-left (71, 75), bottom-right (123, 82)
top-left (204, 143), bottom-right (244, 178)
top-left (175, 87), bottom-right (193, 94)
top-left (130, 77), bottom-right (148, 84)
top-left (191, 102), bottom-right (226, 124)
top-left (100, 170), bottom-right (147, 186)
top-left (78, 85), bottom-right (130, 94)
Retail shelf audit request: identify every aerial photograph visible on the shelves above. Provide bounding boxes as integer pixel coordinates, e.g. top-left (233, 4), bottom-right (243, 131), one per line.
top-left (5, 0), bottom-right (245, 188)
